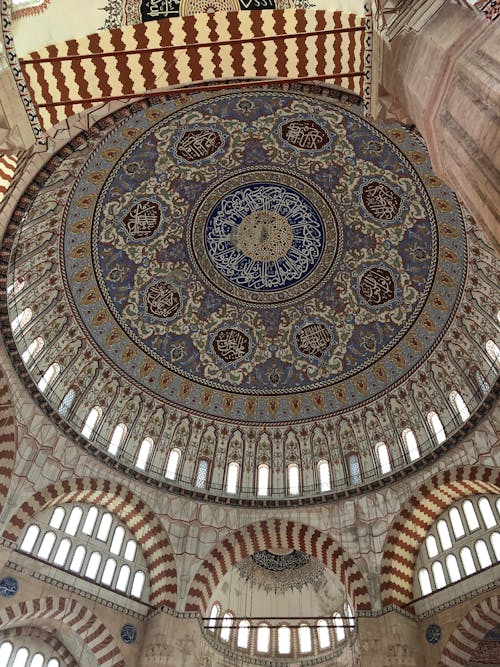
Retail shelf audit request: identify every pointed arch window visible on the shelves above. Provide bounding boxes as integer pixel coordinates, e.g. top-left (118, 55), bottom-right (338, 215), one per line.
top-left (85, 551), bottom-right (102, 579)
top-left (49, 506), bottom-right (65, 530)
top-left (460, 546), bottom-right (476, 575)
top-left (237, 620), bottom-right (250, 648)
top-left (333, 613), bottom-right (345, 641)
top-left (318, 459), bottom-right (331, 492)
top-left (485, 339), bottom-right (500, 366)
top-left (375, 442), bottom-right (391, 474)
top-left (38, 362), bottom-right (60, 393)
top-left (20, 524), bottom-right (40, 553)
top-left (116, 564), bottom-right (131, 592)
top-left (431, 560), bottom-right (446, 589)
top-left (81, 406), bottom-right (102, 439)
top-left (96, 512), bottom-right (113, 541)
top-left (58, 388), bottom-right (76, 417)
top-left (418, 568), bottom-right (432, 596)
top-left (108, 423), bottom-right (126, 455)
top-left (11, 307), bottom-right (32, 332)
top-left (110, 526), bottom-right (125, 555)
top-left (195, 459), bottom-right (209, 489)
top-left (69, 545), bottom-right (86, 573)
top-left (402, 428), bottom-right (420, 461)
top-left (22, 336), bottom-right (44, 363)
top-left (449, 390), bottom-right (470, 422)
top-left (348, 454), bottom-right (361, 485)
top-left (449, 507), bottom-right (465, 539)
top-left (437, 520), bottom-right (452, 551)
top-left (124, 539), bottom-right (137, 561)
top-left (136, 437), bottom-right (153, 470)
top-left (463, 500), bottom-right (480, 531)
top-left (475, 539), bottom-right (492, 568)
top-left (208, 603), bottom-right (220, 632)
top-left (101, 558), bottom-right (117, 586)
top-left (165, 448), bottom-right (180, 480)
top-left (12, 648), bottom-right (29, 667)
top-left (278, 626), bottom-right (291, 653)
top-left (220, 613), bottom-right (233, 642)
top-left (427, 411), bottom-right (446, 444)
top-left (226, 461), bottom-right (239, 494)
top-left (475, 369), bottom-right (489, 394)
top-left (317, 619), bottom-right (330, 649)
top-left (65, 506), bottom-right (83, 536)
top-left (257, 464), bottom-right (269, 496)
top-left (0, 642), bottom-right (13, 664)
top-left (478, 497), bottom-right (496, 529)
top-left (426, 535), bottom-right (438, 558)
top-left (445, 554), bottom-right (461, 583)
top-left (288, 463), bottom-right (299, 495)
top-left (37, 531), bottom-right (56, 560)
top-left (53, 538), bottom-right (71, 567)
top-left (82, 506), bottom-right (99, 535)
top-left (299, 624), bottom-right (312, 653)
top-left (257, 624), bottom-right (270, 653)
top-left (131, 570), bottom-right (146, 598)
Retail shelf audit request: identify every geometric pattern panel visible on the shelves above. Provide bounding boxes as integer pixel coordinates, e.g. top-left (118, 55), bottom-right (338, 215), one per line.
top-left (185, 518), bottom-right (371, 612)
top-left (0, 596), bottom-right (125, 666)
top-left (380, 466), bottom-right (500, 608)
top-left (438, 595), bottom-right (500, 667)
top-left (0, 367), bottom-right (16, 516)
top-left (0, 626), bottom-right (79, 667)
top-left (20, 10), bottom-right (366, 131)
top-left (2, 478), bottom-right (177, 608)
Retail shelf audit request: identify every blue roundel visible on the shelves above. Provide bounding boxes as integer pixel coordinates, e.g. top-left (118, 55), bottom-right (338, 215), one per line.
top-left (426, 624), bottom-right (441, 644)
top-left (120, 624), bottom-right (137, 644)
top-left (0, 576), bottom-right (18, 597)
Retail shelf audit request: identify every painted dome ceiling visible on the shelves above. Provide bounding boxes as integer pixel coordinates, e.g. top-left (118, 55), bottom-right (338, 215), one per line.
top-left (4, 85), bottom-right (497, 503)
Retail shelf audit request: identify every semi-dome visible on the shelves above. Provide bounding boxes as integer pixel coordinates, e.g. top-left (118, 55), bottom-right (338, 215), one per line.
top-left (2, 84), bottom-right (498, 504)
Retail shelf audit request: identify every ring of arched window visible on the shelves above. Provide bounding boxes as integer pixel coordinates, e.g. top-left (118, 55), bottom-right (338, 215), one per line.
top-left (165, 448), bottom-right (180, 480)
top-left (257, 464), bottom-right (270, 496)
top-left (288, 463), bottom-right (299, 495)
top-left (318, 460), bottom-right (331, 492)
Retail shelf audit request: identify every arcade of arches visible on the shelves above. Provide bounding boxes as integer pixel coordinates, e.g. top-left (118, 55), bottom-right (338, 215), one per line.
top-left (0, 1), bottom-right (499, 666)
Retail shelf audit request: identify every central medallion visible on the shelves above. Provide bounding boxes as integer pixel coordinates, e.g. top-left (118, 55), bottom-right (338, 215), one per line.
top-left (235, 210), bottom-right (293, 262)
top-left (191, 170), bottom-right (340, 306)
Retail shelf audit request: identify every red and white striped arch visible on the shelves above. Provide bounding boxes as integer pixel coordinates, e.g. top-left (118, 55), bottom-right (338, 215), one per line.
top-left (380, 466), bottom-right (500, 608)
top-left (439, 595), bottom-right (500, 667)
top-left (2, 478), bottom-right (177, 608)
top-left (185, 518), bottom-right (371, 613)
top-left (0, 625), bottom-right (79, 667)
top-left (0, 597), bottom-right (125, 667)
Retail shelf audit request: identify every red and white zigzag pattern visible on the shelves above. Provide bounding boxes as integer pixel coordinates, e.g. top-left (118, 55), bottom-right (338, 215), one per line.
top-left (0, 367), bottom-right (16, 515)
top-left (2, 478), bottom-right (177, 608)
top-left (185, 518), bottom-right (371, 613)
top-left (439, 595), bottom-right (500, 666)
top-left (380, 466), bottom-right (500, 608)
top-left (0, 596), bottom-right (125, 666)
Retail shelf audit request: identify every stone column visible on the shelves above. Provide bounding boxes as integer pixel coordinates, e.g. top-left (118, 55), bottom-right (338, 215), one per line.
top-left (379, 3), bottom-right (500, 248)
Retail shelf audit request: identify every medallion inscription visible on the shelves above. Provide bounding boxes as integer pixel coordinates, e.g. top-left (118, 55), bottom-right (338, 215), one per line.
top-left (281, 119), bottom-right (329, 151)
top-left (359, 267), bottom-right (395, 306)
top-left (145, 281), bottom-right (181, 319)
top-left (122, 199), bottom-right (161, 240)
top-left (361, 180), bottom-right (401, 220)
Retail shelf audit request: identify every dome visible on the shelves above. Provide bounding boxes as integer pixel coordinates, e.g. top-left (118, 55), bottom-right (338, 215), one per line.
top-left (2, 84), bottom-right (496, 505)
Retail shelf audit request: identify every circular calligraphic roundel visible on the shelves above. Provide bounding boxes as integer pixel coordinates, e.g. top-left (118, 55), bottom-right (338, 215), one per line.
top-left (190, 170), bottom-right (339, 305)
top-left (8, 87), bottom-right (466, 425)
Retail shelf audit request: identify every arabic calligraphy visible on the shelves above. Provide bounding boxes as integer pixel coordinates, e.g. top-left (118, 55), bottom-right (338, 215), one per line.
top-left (212, 328), bottom-right (250, 364)
top-left (122, 199), bottom-right (161, 240)
top-left (361, 180), bottom-right (402, 221)
top-left (145, 281), bottom-right (181, 318)
top-left (280, 119), bottom-right (330, 151)
top-left (205, 183), bottom-right (324, 291)
top-left (296, 322), bottom-right (333, 359)
top-left (359, 267), bottom-right (395, 306)
top-left (175, 128), bottom-right (223, 162)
